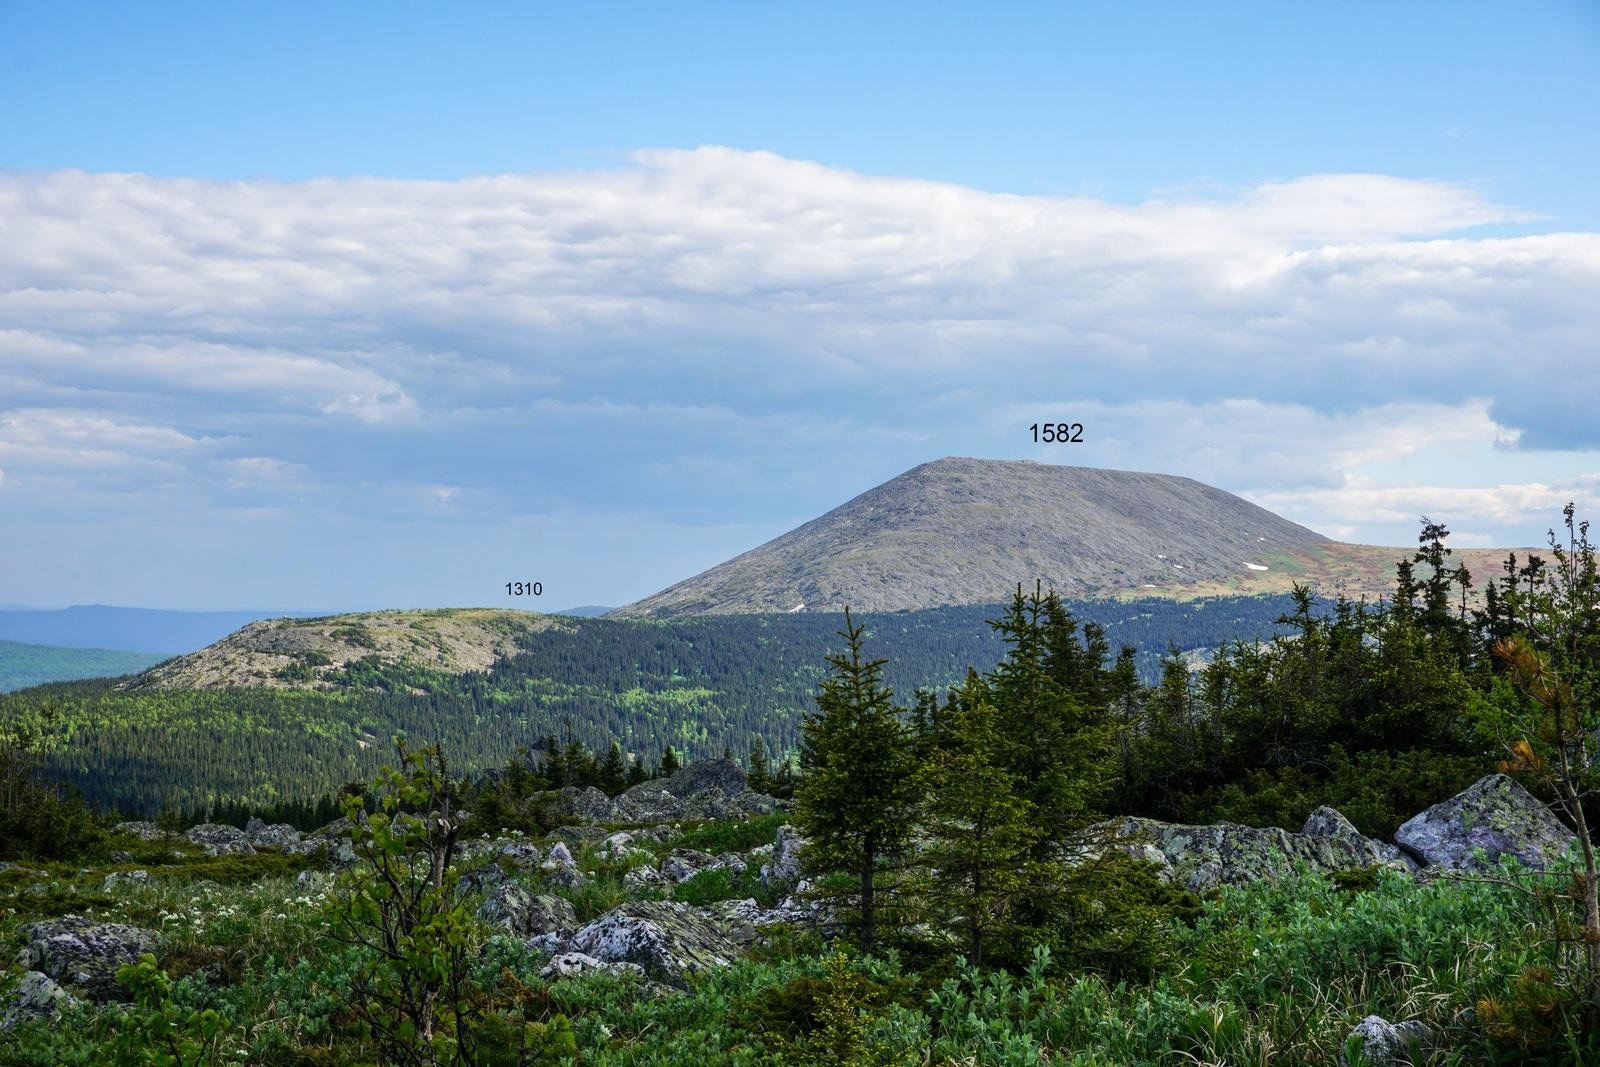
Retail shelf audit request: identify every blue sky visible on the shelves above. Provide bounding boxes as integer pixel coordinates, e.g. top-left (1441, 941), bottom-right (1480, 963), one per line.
top-left (1, 2), bottom-right (1598, 610)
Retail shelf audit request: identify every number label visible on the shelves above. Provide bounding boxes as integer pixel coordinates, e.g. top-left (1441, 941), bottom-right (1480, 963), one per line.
top-left (1030, 422), bottom-right (1083, 443)
top-left (506, 581), bottom-right (543, 596)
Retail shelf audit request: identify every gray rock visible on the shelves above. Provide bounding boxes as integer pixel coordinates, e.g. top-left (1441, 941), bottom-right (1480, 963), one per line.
top-left (543, 841), bottom-right (576, 870)
top-left (245, 822), bottom-right (307, 852)
top-left (556, 786), bottom-right (618, 823)
top-left (1302, 807), bottom-right (1418, 870)
top-left (112, 821), bottom-right (165, 841)
top-left (624, 865), bottom-right (672, 893)
top-left (611, 758), bottom-right (769, 823)
top-left (2, 971), bottom-right (76, 1030)
top-left (539, 951), bottom-right (644, 980)
top-left (183, 823), bottom-right (255, 857)
top-left (700, 898), bottom-right (777, 944)
top-left (1100, 816), bottom-right (1414, 892)
top-left (1340, 1014), bottom-right (1432, 1066)
top-left (760, 824), bottom-right (806, 890)
top-left (295, 869), bottom-right (329, 891)
top-left (661, 848), bottom-right (717, 883)
top-left (101, 870), bottom-right (150, 892)
top-left (23, 917), bottom-right (158, 1001)
top-left (479, 885), bottom-right (578, 938)
top-left (569, 901), bottom-right (740, 986)
top-left (1395, 774), bottom-right (1575, 872)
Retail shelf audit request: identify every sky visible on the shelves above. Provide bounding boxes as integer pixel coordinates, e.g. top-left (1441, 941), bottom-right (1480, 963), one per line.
top-left (1, 1), bottom-right (1598, 611)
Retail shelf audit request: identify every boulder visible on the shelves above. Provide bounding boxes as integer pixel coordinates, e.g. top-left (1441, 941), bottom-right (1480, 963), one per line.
top-left (661, 848), bottom-right (717, 883)
top-left (624, 865), bottom-right (672, 893)
top-left (684, 788), bottom-right (780, 821)
top-left (1101, 816), bottom-right (1414, 891)
top-left (1395, 774), bottom-right (1575, 872)
top-left (611, 758), bottom-right (770, 824)
top-left (23, 917), bottom-right (159, 1001)
top-left (569, 901), bottom-right (740, 986)
top-left (183, 823), bottom-right (255, 857)
top-left (1, 971), bottom-right (76, 1030)
top-left (539, 951), bottom-right (644, 981)
top-left (478, 885), bottom-right (578, 938)
top-left (101, 870), bottom-right (150, 892)
top-left (1302, 807), bottom-right (1418, 871)
top-left (1339, 1015), bottom-right (1432, 1066)
top-left (112, 821), bottom-right (164, 841)
top-left (760, 825), bottom-right (806, 890)
top-left (245, 822), bottom-right (307, 852)
top-left (543, 841), bottom-right (576, 870)
top-left (556, 786), bottom-right (617, 823)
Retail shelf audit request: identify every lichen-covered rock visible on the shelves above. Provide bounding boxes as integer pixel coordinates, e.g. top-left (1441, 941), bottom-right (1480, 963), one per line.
top-left (539, 951), bottom-right (644, 980)
top-left (478, 885), bottom-right (578, 938)
top-left (1302, 806), bottom-right (1417, 871)
top-left (611, 758), bottom-right (775, 823)
top-left (569, 901), bottom-right (739, 986)
top-left (700, 898), bottom-right (777, 944)
top-left (683, 788), bottom-right (780, 821)
top-left (543, 842), bottom-right (576, 870)
top-left (183, 823), bottom-right (255, 857)
top-left (101, 870), bottom-right (150, 892)
top-left (760, 825), bottom-right (806, 890)
top-left (550, 786), bottom-right (617, 823)
top-left (624, 865), bottom-right (672, 893)
top-left (112, 821), bottom-right (164, 841)
top-left (1395, 774), bottom-right (1574, 872)
top-left (661, 848), bottom-right (717, 883)
top-left (23, 917), bottom-right (159, 1001)
top-left (245, 822), bottom-right (308, 852)
top-left (1102, 816), bottom-right (1413, 891)
top-left (460, 837), bottom-right (543, 869)
top-left (2, 971), bottom-right (76, 1030)
top-left (1339, 1015), bottom-right (1432, 1066)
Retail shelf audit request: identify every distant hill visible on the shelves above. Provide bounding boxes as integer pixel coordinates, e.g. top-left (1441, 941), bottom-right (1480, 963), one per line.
top-left (553, 605), bottom-right (614, 618)
top-left (0, 605), bottom-right (327, 656)
top-left (4, 596), bottom-right (1308, 813)
top-left (125, 608), bottom-right (564, 691)
top-left (613, 457), bottom-right (1519, 618)
top-left (0, 639), bottom-right (163, 693)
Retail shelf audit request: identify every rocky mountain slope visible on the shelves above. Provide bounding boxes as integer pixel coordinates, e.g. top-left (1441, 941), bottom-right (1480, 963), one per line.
top-left (613, 457), bottom-right (1517, 618)
top-left (124, 608), bottom-right (567, 691)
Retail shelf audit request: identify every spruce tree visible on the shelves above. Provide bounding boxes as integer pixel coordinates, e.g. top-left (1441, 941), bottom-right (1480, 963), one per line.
top-left (747, 735), bottom-right (771, 794)
top-left (597, 741), bottom-right (627, 795)
top-left (793, 609), bottom-right (921, 954)
top-left (659, 745), bottom-right (681, 778)
top-left (921, 684), bottom-right (1038, 966)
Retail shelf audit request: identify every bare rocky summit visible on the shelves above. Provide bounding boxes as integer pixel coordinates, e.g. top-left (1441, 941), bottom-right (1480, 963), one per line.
top-left (614, 458), bottom-right (1330, 617)
top-left (613, 457), bottom-right (1522, 618)
top-left (124, 608), bottom-right (567, 691)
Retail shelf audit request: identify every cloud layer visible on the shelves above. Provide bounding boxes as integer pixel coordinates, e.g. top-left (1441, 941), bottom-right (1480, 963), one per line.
top-left (2, 148), bottom-right (1596, 605)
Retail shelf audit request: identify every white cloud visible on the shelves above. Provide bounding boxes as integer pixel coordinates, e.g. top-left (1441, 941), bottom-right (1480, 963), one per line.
top-left (0, 148), bottom-right (1596, 600)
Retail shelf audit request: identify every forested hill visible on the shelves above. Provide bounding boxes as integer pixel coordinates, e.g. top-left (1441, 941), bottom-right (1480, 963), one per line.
top-left (0, 596), bottom-right (1305, 815)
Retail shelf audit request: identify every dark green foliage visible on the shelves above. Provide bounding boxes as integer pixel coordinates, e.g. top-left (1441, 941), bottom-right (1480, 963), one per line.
top-left (110, 953), bottom-right (228, 1065)
top-left (1119, 579), bottom-right (1494, 837)
top-left (794, 610), bottom-right (922, 954)
top-left (0, 710), bottom-right (106, 861)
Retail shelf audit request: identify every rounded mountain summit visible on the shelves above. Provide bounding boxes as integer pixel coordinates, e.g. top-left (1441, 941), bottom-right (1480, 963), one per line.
top-left (608, 457), bottom-right (1510, 620)
top-left (612, 458), bottom-right (1497, 618)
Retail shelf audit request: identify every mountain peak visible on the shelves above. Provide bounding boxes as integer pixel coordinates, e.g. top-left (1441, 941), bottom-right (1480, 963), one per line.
top-left (613, 458), bottom-right (1334, 618)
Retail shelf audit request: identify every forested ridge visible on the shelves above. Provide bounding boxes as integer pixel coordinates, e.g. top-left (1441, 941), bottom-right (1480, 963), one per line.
top-left (1, 595), bottom-right (1302, 815)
